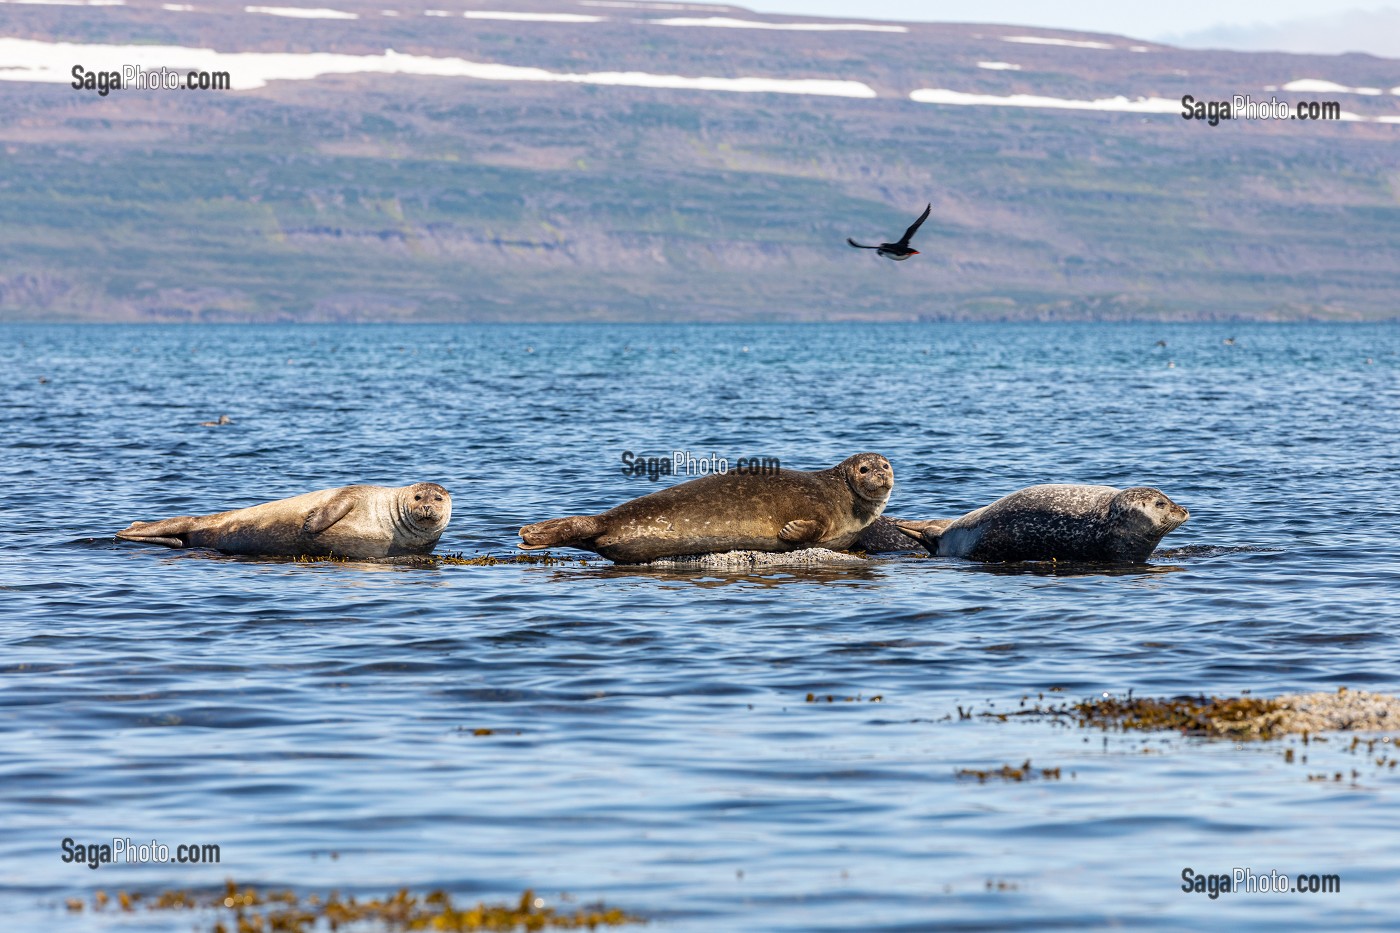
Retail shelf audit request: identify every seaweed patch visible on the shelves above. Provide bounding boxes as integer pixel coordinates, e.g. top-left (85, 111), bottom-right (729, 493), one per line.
top-left (63, 880), bottom-right (643, 931)
top-left (1075, 688), bottom-right (1400, 739)
top-left (959, 687), bottom-right (1400, 739)
top-left (805, 692), bottom-right (884, 703)
top-left (956, 759), bottom-right (1063, 782)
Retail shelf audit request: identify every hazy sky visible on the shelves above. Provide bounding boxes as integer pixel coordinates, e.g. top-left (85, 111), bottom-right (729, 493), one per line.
top-left (742, 1), bottom-right (1399, 43)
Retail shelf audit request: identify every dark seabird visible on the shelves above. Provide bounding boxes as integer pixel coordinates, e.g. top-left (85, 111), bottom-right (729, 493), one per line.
top-left (847, 203), bottom-right (931, 261)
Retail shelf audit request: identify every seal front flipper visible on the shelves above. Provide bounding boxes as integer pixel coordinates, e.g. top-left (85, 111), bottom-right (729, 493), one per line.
top-left (519, 515), bottom-right (603, 551)
top-left (894, 519), bottom-right (953, 555)
top-left (303, 494), bottom-right (356, 536)
top-left (778, 519), bottom-right (824, 544)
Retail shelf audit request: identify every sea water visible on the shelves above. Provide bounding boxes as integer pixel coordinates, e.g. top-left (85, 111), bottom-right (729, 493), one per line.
top-left (1, 322), bottom-right (1397, 931)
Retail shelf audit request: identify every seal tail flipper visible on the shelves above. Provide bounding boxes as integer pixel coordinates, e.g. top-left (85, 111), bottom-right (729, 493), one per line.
top-left (519, 515), bottom-right (603, 551)
top-left (893, 518), bottom-right (953, 555)
top-left (115, 518), bottom-right (195, 549)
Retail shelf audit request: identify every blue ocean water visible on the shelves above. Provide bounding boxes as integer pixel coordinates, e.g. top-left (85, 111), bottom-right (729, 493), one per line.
top-left (1, 322), bottom-right (1398, 932)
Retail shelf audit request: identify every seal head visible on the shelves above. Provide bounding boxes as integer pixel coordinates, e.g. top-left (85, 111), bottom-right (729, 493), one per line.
top-left (1104, 487), bottom-right (1189, 561)
top-left (399, 482), bottom-right (452, 538)
top-left (838, 452), bottom-right (894, 512)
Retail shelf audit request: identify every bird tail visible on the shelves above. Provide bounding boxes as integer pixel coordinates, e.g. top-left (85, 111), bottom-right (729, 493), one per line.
top-left (847, 238), bottom-right (877, 249)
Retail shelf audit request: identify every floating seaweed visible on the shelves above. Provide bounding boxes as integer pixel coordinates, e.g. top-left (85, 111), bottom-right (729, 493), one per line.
top-left (65, 880), bottom-right (642, 932)
top-left (956, 759), bottom-right (1062, 783)
top-left (433, 551), bottom-right (591, 567)
top-left (957, 687), bottom-right (1400, 740)
top-left (283, 551), bottom-right (592, 567)
top-left (1073, 694), bottom-right (1291, 739)
top-left (805, 693), bottom-right (883, 703)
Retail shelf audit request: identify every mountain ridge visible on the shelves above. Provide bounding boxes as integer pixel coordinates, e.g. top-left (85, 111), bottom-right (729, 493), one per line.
top-left (0, 0), bottom-right (1397, 322)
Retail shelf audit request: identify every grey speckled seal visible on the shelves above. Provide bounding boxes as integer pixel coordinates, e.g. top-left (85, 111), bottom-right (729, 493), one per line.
top-left (116, 483), bottom-right (451, 559)
top-left (519, 453), bottom-right (892, 564)
top-left (896, 484), bottom-right (1188, 563)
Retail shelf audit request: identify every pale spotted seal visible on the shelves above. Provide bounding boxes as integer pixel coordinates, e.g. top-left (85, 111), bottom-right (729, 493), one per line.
top-left (116, 483), bottom-right (451, 559)
top-left (896, 485), bottom-right (1188, 563)
top-left (519, 453), bottom-right (893, 563)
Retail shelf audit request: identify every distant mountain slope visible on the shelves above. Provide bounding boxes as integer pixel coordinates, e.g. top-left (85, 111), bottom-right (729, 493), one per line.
top-left (0, 0), bottom-right (1396, 321)
top-left (1167, 8), bottom-right (1400, 59)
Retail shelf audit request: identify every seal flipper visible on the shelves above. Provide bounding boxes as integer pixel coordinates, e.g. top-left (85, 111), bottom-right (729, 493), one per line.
top-left (519, 515), bottom-right (603, 551)
top-left (778, 519), bottom-right (824, 544)
top-left (116, 518), bottom-right (195, 549)
top-left (852, 517), bottom-right (922, 553)
top-left (894, 519), bottom-right (954, 555)
top-left (120, 534), bottom-right (187, 548)
top-left (303, 495), bottom-right (356, 536)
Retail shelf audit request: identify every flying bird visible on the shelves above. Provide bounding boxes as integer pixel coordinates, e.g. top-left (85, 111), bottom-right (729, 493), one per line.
top-left (847, 203), bottom-right (931, 261)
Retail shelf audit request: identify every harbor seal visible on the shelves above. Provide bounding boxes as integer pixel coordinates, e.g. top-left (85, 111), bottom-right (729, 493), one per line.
top-left (895, 485), bottom-right (1188, 563)
top-left (519, 452), bottom-right (893, 564)
top-left (116, 483), bottom-right (451, 559)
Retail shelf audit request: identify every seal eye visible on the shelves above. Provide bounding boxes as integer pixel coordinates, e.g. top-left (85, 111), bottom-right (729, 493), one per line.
top-left (1155, 500), bottom-right (1164, 508)
top-left (859, 466), bottom-right (869, 474)
top-left (415, 495), bottom-right (422, 501)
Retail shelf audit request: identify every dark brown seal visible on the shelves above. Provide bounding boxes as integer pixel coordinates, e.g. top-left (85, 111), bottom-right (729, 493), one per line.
top-left (896, 484), bottom-right (1188, 563)
top-left (519, 453), bottom-right (893, 563)
top-left (116, 483), bottom-right (451, 559)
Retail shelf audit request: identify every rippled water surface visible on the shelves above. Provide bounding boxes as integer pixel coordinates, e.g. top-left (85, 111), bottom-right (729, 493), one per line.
top-left (2, 323), bottom-right (1399, 931)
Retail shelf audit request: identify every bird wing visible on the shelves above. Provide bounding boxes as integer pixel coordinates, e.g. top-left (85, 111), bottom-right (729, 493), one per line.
top-left (897, 203), bottom-right (932, 247)
top-left (847, 238), bottom-right (878, 249)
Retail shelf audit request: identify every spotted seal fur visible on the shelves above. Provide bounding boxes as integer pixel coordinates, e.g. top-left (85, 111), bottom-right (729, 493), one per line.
top-left (896, 485), bottom-right (1188, 563)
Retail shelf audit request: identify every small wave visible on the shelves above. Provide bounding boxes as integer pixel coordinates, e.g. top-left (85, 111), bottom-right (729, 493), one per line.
top-left (1155, 545), bottom-right (1284, 559)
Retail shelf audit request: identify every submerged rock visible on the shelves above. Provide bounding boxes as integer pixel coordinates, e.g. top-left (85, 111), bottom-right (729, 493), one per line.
top-left (645, 547), bottom-right (868, 569)
top-left (1075, 687), bottom-right (1400, 739)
